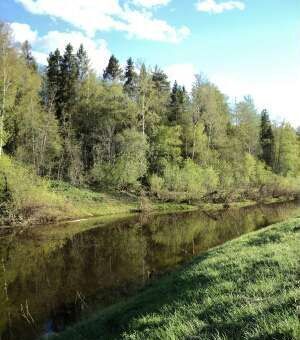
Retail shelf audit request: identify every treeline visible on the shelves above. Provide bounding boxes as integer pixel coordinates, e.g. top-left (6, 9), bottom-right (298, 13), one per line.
top-left (1, 22), bottom-right (300, 203)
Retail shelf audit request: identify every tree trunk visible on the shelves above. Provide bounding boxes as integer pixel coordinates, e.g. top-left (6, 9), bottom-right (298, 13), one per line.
top-left (0, 39), bottom-right (9, 157)
top-left (141, 94), bottom-right (145, 136)
top-left (0, 114), bottom-right (4, 157)
top-left (192, 122), bottom-right (198, 160)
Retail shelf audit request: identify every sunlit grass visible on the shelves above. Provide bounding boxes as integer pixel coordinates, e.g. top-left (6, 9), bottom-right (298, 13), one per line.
top-left (0, 156), bottom-right (197, 226)
top-left (55, 218), bottom-right (300, 340)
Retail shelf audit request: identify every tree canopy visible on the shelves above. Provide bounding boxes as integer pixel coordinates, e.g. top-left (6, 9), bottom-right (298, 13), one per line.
top-left (1, 21), bottom-right (299, 201)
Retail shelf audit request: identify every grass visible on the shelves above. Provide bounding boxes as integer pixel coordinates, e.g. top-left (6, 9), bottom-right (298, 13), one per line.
top-left (49, 181), bottom-right (138, 217)
top-left (0, 156), bottom-right (196, 226)
top-left (53, 218), bottom-right (300, 340)
top-left (0, 154), bottom-right (295, 226)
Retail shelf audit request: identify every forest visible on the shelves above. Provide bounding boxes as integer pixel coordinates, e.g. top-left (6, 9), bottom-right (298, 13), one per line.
top-left (0, 21), bottom-right (300, 223)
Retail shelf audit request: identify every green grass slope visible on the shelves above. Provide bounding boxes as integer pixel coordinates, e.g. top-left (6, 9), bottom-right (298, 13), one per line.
top-left (0, 156), bottom-right (195, 226)
top-left (0, 156), bottom-right (138, 225)
top-left (54, 219), bottom-right (300, 340)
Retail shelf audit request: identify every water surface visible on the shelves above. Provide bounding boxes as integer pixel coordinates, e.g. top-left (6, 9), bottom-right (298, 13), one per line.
top-left (0, 200), bottom-right (299, 340)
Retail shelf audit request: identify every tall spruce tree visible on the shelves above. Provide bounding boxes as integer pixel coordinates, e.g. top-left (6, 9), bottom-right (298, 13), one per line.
top-left (260, 109), bottom-right (274, 167)
top-left (103, 54), bottom-right (122, 81)
top-left (76, 44), bottom-right (89, 81)
top-left (169, 81), bottom-right (186, 124)
top-left (124, 57), bottom-right (137, 96)
top-left (151, 66), bottom-right (170, 121)
top-left (59, 43), bottom-right (79, 123)
top-left (152, 65), bottom-right (170, 93)
top-left (45, 48), bottom-right (62, 115)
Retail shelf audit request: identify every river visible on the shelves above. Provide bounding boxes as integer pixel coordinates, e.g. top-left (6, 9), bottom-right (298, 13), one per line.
top-left (0, 200), bottom-right (299, 340)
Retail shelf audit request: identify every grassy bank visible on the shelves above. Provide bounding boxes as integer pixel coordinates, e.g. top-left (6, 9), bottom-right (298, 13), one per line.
top-left (0, 156), bottom-right (136, 225)
top-left (0, 156), bottom-right (196, 226)
top-left (0, 155), bottom-right (297, 226)
top-left (54, 219), bottom-right (300, 340)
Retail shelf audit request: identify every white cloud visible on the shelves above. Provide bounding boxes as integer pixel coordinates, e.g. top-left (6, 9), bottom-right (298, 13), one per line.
top-left (32, 50), bottom-right (48, 64)
top-left (196, 0), bottom-right (245, 14)
top-left (16, 0), bottom-right (189, 43)
top-left (131, 0), bottom-right (171, 8)
top-left (165, 63), bottom-right (198, 92)
top-left (211, 72), bottom-right (300, 127)
top-left (121, 9), bottom-right (190, 43)
top-left (10, 22), bottom-right (111, 73)
top-left (10, 22), bottom-right (38, 43)
top-left (16, 0), bottom-right (122, 37)
top-left (164, 64), bottom-right (300, 127)
top-left (37, 30), bottom-right (111, 73)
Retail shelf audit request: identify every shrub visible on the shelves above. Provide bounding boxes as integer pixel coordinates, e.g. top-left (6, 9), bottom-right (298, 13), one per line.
top-left (149, 174), bottom-right (164, 197)
top-left (0, 155), bottom-right (67, 223)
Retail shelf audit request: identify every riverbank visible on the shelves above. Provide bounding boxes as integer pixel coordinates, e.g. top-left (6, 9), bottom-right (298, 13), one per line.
top-left (0, 155), bottom-right (297, 228)
top-left (0, 180), bottom-right (197, 227)
top-left (0, 155), bottom-right (196, 227)
top-left (54, 218), bottom-right (300, 340)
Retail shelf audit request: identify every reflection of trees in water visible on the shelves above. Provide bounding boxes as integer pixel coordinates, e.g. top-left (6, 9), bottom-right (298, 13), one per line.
top-left (0, 201), bottom-right (299, 339)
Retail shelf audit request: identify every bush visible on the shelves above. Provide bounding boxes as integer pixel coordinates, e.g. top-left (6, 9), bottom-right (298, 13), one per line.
top-left (91, 129), bottom-right (149, 191)
top-left (150, 159), bottom-right (219, 201)
top-left (89, 162), bottom-right (114, 188)
top-left (149, 174), bottom-right (164, 198)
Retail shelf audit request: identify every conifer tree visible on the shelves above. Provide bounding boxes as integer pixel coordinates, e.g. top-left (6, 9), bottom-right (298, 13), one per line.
top-left (103, 54), bottom-right (122, 81)
top-left (59, 43), bottom-right (79, 123)
top-left (152, 65), bottom-right (170, 93)
top-left (151, 65), bottom-right (170, 121)
top-left (169, 81), bottom-right (183, 123)
top-left (76, 44), bottom-right (89, 81)
top-left (124, 57), bottom-right (137, 96)
top-left (260, 109), bottom-right (274, 167)
top-left (45, 48), bottom-right (62, 114)
top-left (21, 40), bottom-right (37, 71)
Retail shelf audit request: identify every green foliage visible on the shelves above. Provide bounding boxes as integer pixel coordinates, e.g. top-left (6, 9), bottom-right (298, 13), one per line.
top-left (137, 64), bottom-right (159, 135)
top-left (76, 44), bottom-right (89, 81)
top-left (113, 129), bottom-right (149, 189)
top-left (0, 155), bottom-right (67, 222)
top-left (260, 109), bottom-right (274, 167)
top-left (151, 159), bottom-right (219, 201)
top-left (149, 174), bottom-right (164, 197)
top-left (233, 96), bottom-right (260, 155)
top-left (191, 77), bottom-right (230, 148)
top-left (21, 40), bottom-right (37, 71)
top-left (169, 81), bottom-right (189, 125)
top-left (1, 22), bottom-right (300, 223)
top-left (150, 125), bottom-right (182, 174)
top-left (91, 129), bottom-right (149, 190)
top-left (103, 54), bottom-right (123, 81)
top-left (181, 159), bottom-right (219, 197)
top-left (124, 57), bottom-right (137, 96)
top-left (273, 123), bottom-right (300, 176)
top-left (0, 23), bottom-right (22, 155)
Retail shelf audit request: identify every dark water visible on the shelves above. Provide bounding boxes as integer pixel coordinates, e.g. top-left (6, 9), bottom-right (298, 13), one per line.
top-left (0, 200), bottom-right (300, 340)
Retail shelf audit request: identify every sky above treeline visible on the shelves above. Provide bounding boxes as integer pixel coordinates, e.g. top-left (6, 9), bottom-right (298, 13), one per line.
top-left (1, 0), bottom-right (300, 126)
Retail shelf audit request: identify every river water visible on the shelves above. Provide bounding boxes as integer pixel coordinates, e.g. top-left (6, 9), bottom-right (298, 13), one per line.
top-left (0, 200), bottom-right (299, 340)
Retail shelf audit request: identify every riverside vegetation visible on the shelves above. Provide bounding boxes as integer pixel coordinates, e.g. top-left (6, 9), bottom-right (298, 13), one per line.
top-left (1, 22), bottom-right (300, 225)
top-left (1, 20), bottom-right (300, 340)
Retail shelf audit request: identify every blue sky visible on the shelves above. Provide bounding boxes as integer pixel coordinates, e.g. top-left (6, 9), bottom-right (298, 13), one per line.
top-left (1, 0), bottom-right (300, 125)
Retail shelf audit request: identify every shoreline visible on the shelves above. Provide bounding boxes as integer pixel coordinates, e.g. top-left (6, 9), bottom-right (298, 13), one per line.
top-left (0, 195), bottom-right (296, 230)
